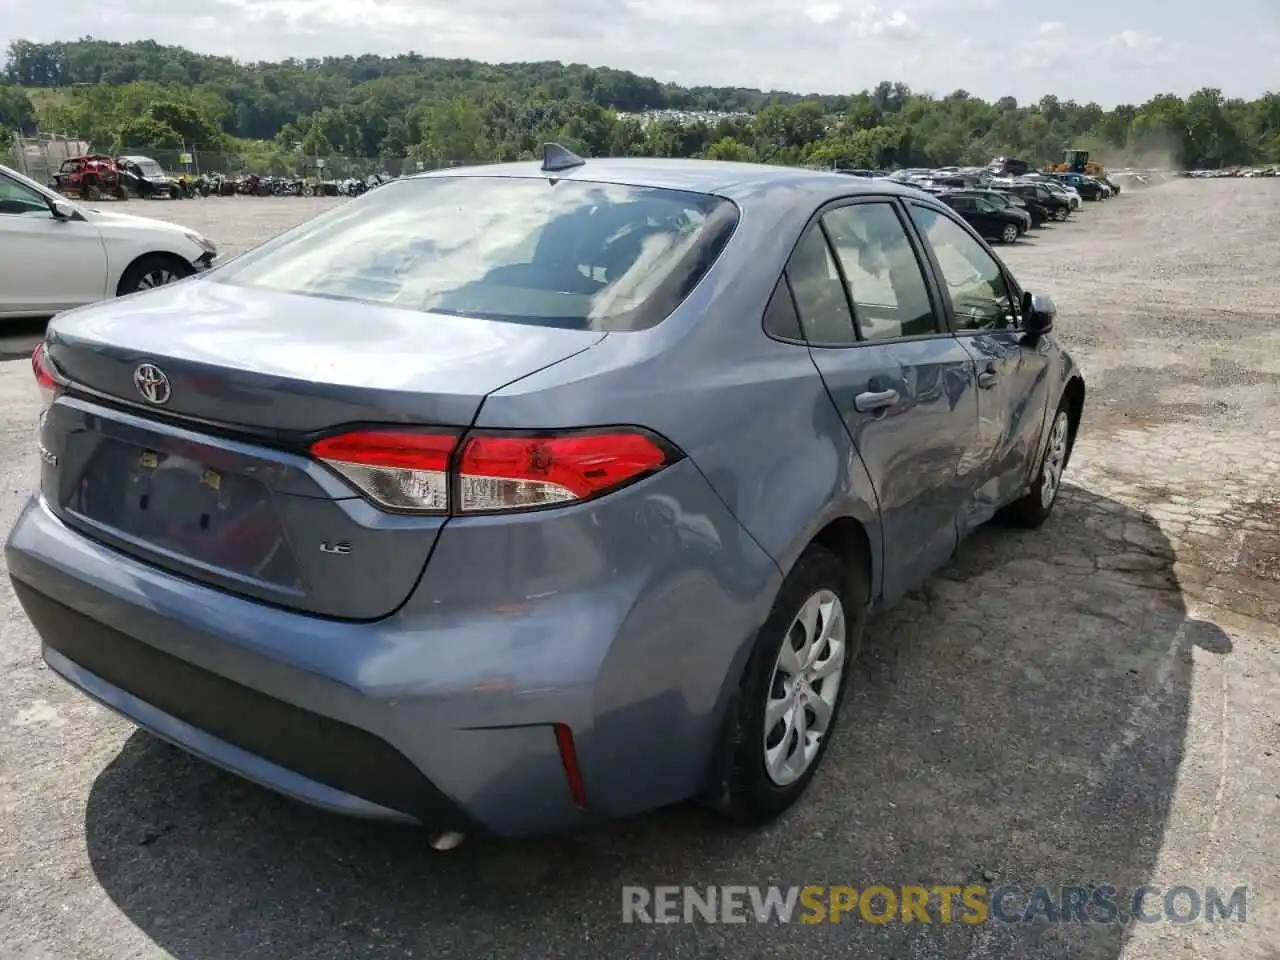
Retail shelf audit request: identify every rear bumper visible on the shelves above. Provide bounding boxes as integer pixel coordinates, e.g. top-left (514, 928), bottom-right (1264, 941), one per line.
top-left (20, 583), bottom-right (462, 826)
top-left (7, 471), bottom-right (778, 836)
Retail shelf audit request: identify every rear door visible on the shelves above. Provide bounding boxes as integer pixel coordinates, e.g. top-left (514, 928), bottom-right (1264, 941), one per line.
top-left (905, 201), bottom-right (1054, 529)
top-left (789, 197), bottom-right (979, 602)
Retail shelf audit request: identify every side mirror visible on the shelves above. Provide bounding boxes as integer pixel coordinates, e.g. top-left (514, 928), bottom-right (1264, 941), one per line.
top-left (50, 199), bottom-right (76, 220)
top-left (1022, 291), bottom-right (1056, 335)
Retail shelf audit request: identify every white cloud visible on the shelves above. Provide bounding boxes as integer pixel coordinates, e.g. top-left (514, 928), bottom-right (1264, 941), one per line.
top-left (1015, 20), bottom-right (1081, 71)
top-left (1105, 28), bottom-right (1176, 68)
top-left (849, 5), bottom-right (917, 39)
top-left (1108, 29), bottom-right (1161, 51)
top-left (804, 3), bottom-right (844, 25)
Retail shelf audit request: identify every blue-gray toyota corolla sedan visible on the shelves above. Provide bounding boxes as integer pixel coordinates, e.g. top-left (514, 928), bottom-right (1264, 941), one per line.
top-left (7, 149), bottom-right (1084, 840)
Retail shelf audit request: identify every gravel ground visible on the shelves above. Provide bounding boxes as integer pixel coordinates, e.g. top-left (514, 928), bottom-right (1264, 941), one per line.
top-left (1, 181), bottom-right (1278, 960)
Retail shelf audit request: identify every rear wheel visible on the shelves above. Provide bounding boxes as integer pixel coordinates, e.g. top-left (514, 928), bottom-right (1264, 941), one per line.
top-left (117, 254), bottom-right (195, 295)
top-left (704, 544), bottom-right (865, 823)
top-left (84, 182), bottom-right (102, 202)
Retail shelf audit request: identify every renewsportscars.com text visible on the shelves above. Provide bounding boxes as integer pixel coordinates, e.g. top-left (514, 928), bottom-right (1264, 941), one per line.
top-left (621, 884), bottom-right (1248, 925)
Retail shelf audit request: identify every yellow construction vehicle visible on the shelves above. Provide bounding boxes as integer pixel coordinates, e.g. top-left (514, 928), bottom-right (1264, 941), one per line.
top-left (1043, 148), bottom-right (1106, 177)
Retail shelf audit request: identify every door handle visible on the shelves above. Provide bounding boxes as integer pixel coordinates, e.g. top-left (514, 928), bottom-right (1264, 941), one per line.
top-left (978, 371), bottom-right (1000, 388)
top-left (854, 389), bottom-right (899, 413)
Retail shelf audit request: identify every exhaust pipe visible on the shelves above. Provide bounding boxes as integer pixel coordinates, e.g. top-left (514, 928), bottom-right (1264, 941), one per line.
top-left (428, 830), bottom-right (466, 851)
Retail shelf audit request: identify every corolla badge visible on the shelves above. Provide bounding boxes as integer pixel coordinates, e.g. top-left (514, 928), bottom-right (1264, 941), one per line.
top-left (133, 363), bottom-right (171, 405)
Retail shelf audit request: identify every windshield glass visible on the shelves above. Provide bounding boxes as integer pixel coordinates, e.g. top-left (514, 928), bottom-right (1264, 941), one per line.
top-left (134, 160), bottom-right (165, 177)
top-left (212, 176), bottom-right (738, 331)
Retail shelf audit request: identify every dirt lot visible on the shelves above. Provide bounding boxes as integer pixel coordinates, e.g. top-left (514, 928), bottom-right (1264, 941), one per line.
top-left (0, 181), bottom-right (1277, 960)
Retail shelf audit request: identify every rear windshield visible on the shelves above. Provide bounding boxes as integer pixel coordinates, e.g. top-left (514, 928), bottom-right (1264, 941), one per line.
top-left (211, 175), bottom-right (739, 331)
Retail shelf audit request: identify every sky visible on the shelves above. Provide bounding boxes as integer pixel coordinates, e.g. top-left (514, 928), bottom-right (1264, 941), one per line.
top-left (1, 0), bottom-right (1278, 106)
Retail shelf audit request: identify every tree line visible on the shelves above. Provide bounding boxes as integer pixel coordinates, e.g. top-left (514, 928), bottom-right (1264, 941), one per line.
top-left (2, 38), bottom-right (1279, 174)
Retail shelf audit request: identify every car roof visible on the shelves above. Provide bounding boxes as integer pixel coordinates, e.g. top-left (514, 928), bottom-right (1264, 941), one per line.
top-left (408, 157), bottom-right (935, 208)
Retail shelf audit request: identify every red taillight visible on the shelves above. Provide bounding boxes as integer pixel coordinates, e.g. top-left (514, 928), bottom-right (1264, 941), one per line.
top-left (310, 429), bottom-right (456, 513)
top-left (457, 432), bottom-right (669, 512)
top-left (308, 427), bottom-right (674, 515)
top-left (32, 342), bottom-right (65, 410)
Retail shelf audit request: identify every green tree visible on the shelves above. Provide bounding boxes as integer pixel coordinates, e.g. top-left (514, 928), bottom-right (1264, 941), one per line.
top-left (0, 84), bottom-right (36, 134)
top-left (704, 137), bottom-right (755, 161)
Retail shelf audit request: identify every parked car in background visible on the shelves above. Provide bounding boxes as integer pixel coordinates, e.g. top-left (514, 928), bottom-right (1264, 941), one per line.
top-left (0, 163), bottom-right (217, 319)
top-left (987, 156), bottom-right (1035, 177)
top-left (1005, 181), bottom-right (1072, 221)
top-left (1039, 179), bottom-right (1081, 210)
top-left (1052, 173), bottom-right (1105, 201)
top-left (943, 189), bottom-right (1043, 228)
top-left (920, 173), bottom-right (986, 191)
top-left (938, 191), bottom-right (1029, 242)
top-left (51, 154), bottom-right (127, 201)
top-left (8, 151), bottom-right (1084, 841)
top-left (990, 188), bottom-right (1049, 227)
top-left (117, 156), bottom-right (181, 199)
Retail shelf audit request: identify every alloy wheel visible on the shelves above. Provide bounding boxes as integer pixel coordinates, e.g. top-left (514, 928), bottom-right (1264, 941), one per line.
top-left (136, 269), bottom-right (179, 291)
top-left (763, 589), bottom-right (846, 786)
top-left (1040, 411), bottom-right (1070, 509)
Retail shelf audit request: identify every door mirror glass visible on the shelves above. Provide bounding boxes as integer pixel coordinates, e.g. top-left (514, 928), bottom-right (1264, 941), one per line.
top-left (1022, 292), bottom-right (1056, 335)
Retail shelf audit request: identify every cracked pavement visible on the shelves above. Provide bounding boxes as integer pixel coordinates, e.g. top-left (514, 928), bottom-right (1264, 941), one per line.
top-left (0, 180), bottom-right (1277, 959)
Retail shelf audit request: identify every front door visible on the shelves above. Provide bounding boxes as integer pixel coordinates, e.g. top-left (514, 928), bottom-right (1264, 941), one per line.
top-left (785, 199), bottom-right (979, 603)
top-left (0, 171), bottom-right (108, 316)
top-left (905, 201), bottom-right (1054, 530)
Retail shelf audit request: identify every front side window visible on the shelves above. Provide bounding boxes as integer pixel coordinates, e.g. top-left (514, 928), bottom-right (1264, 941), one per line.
top-left (822, 202), bottom-right (937, 340)
top-left (909, 204), bottom-right (1018, 332)
top-left (0, 173), bottom-right (52, 217)
top-left (212, 176), bottom-right (739, 332)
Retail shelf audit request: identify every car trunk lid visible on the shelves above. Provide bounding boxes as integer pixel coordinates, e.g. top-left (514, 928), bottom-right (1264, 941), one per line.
top-left (41, 281), bottom-right (604, 619)
top-left (47, 279), bottom-right (602, 431)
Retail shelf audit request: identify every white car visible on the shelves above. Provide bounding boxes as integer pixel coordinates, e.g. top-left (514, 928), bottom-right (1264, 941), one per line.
top-left (0, 163), bottom-right (217, 320)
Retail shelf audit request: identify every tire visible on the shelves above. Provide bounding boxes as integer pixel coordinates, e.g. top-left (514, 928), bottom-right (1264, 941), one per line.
top-left (1003, 400), bottom-right (1074, 528)
top-left (1000, 222), bottom-right (1019, 244)
top-left (704, 544), bottom-right (866, 824)
top-left (117, 254), bottom-right (196, 296)
top-left (1053, 207), bottom-right (1069, 222)
top-left (84, 183), bottom-right (102, 202)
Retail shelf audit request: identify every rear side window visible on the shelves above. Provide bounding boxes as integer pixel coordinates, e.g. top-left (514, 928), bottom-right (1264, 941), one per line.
top-left (785, 227), bottom-right (856, 343)
top-left (762, 276), bottom-right (802, 340)
top-left (821, 203), bottom-right (937, 340)
top-left (211, 176), bottom-right (739, 332)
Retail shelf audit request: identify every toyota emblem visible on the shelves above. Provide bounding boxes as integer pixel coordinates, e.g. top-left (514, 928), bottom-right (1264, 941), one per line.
top-left (133, 363), bottom-right (171, 405)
